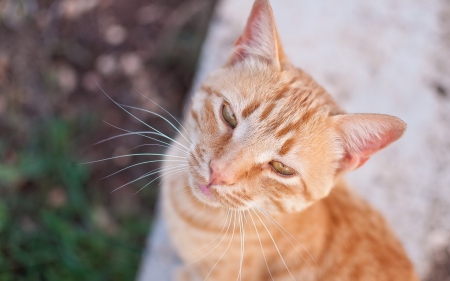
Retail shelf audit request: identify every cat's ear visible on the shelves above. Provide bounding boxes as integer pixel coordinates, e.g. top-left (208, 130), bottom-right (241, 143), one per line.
top-left (332, 114), bottom-right (406, 172)
top-left (225, 0), bottom-right (285, 68)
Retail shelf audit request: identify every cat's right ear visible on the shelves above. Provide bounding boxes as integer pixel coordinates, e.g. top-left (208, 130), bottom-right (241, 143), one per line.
top-left (225, 0), bottom-right (285, 68)
top-left (332, 114), bottom-right (407, 172)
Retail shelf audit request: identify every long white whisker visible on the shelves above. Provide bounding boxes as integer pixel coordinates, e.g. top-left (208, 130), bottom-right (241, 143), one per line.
top-left (136, 92), bottom-right (195, 143)
top-left (248, 210), bottom-right (274, 281)
top-left (242, 211), bottom-right (245, 281)
top-left (256, 207), bottom-right (311, 268)
top-left (101, 161), bottom-right (188, 180)
top-left (130, 143), bottom-right (169, 150)
top-left (237, 211), bottom-right (245, 281)
top-left (101, 120), bottom-right (191, 152)
top-left (159, 168), bottom-right (187, 185)
top-left (100, 121), bottom-right (190, 156)
top-left (252, 208), bottom-right (296, 281)
top-left (80, 153), bottom-right (187, 165)
top-left (101, 120), bottom-right (190, 156)
top-left (110, 165), bottom-right (185, 194)
top-left (92, 129), bottom-right (187, 149)
top-left (120, 104), bottom-right (193, 145)
top-left (133, 166), bottom-right (187, 194)
top-left (129, 143), bottom-right (189, 156)
top-left (255, 205), bottom-right (317, 267)
top-left (204, 210), bottom-right (237, 281)
top-left (236, 211), bottom-right (242, 281)
top-left (186, 209), bottom-right (231, 255)
top-left (93, 131), bottom-right (164, 146)
top-left (96, 83), bottom-right (190, 151)
top-left (185, 210), bottom-right (232, 265)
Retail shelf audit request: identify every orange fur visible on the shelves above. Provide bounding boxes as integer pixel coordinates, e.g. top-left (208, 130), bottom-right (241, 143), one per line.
top-left (161, 0), bottom-right (418, 280)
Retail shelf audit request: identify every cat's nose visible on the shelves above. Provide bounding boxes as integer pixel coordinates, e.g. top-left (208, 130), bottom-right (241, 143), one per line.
top-left (209, 160), bottom-right (235, 185)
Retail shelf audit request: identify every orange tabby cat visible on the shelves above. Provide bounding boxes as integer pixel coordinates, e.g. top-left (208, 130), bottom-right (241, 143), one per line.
top-left (161, 0), bottom-right (419, 280)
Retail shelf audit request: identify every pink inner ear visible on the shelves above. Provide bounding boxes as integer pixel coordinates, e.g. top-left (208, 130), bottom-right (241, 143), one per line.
top-left (336, 114), bottom-right (407, 172)
top-left (234, 2), bottom-right (265, 54)
top-left (341, 152), bottom-right (368, 171)
top-left (227, 0), bottom-right (279, 66)
top-left (342, 131), bottom-right (397, 170)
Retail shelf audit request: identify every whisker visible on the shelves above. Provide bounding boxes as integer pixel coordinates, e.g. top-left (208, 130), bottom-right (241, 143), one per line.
top-left (248, 210), bottom-right (274, 281)
top-left (95, 83), bottom-right (190, 151)
top-left (101, 161), bottom-right (188, 180)
top-left (120, 103), bottom-right (193, 145)
top-left (129, 143), bottom-right (184, 154)
top-left (186, 209), bottom-right (231, 255)
top-left (136, 91), bottom-right (195, 143)
top-left (204, 210), bottom-right (237, 281)
top-left (236, 211), bottom-right (242, 281)
top-left (133, 166), bottom-right (187, 194)
top-left (242, 211), bottom-right (245, 281)
top-left (251, 207), bottom-right (296, 281)
top-left (80, 153), bottom-right (188, 165)
top-left (255, 207), bottom-right (311, 268)
top-left (101, 120), bottom-right (190, 155)
top-left (255, 205), bottom-right (317, 267)
top-left (110, 165), bottom-right (185, 194)
top-left (237, 211), bottom-right (245, 281)
top-left (185, 210), bottom-right (232, 265)
top-left (100, 120), bottom-right (190, 155)
top-left (160, 168), bottom-right (187, 184)
top-left (94, 130), bottom-right (181, 148)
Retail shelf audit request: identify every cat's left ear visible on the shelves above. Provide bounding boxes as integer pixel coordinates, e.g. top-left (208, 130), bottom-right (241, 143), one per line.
top-left (225, 0), bottom-right (286, 68)
top-left (332, 114), bottom-right (407, 172)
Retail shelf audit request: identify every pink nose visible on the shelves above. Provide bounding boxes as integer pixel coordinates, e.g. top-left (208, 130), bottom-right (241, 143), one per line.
top-left (209, 160), bottom-right (235, 185)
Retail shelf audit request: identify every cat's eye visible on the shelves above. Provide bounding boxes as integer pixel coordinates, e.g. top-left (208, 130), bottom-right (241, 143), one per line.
top-left (221, 104), bottom-right (237, 128)
top-left (270, 161), bottom-right (295, 176)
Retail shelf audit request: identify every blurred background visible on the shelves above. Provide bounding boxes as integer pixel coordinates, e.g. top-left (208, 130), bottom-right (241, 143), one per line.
top-left (2, 0), bottom-right (450, 281)
top-left (0, 0), bottom-right (216, 280)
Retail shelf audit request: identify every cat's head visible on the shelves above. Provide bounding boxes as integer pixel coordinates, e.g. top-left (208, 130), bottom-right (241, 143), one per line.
top-left (185, 0), bottom-right (405, 213)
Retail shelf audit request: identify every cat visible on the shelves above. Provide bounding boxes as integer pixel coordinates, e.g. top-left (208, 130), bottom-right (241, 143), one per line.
top-left (160, 0), bottom-right (419, 280)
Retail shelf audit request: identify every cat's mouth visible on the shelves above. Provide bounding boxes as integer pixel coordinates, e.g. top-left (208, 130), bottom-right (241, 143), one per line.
top-left (191, 180), bottom-right (251, 210)
top-left (191, 182), bottom-right (226, 207)
top-left (197, 183), bottom-right (217, 201)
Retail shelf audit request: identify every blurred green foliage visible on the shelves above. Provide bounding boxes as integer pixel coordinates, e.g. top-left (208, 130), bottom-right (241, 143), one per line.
top-left (0, 118), bottom-right (151, 281)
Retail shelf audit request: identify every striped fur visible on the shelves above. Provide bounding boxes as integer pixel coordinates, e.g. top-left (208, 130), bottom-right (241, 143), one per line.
top-left (161, 0), bottom-right (418, 280)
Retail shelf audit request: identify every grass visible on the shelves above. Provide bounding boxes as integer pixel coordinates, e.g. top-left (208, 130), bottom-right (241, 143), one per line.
top-left (0, 118), bottom-right (155, 281)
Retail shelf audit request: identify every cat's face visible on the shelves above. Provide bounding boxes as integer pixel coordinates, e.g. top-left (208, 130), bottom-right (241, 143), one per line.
top-left (186, 62), bottom-right (341, 213)
top-left (183, 0), bottom-right (405, 213)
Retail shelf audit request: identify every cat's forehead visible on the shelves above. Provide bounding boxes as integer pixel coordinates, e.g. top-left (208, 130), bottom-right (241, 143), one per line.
top-left (205, 67), bottom-right (325, 128)
top-left (195, 63), bottom-right (339, 159)
top-left (216, 63), bottom-right (288, 99)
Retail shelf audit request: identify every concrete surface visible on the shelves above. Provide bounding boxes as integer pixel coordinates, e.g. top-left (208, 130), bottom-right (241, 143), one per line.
top-left (137, 0), bottom-right (450, 279)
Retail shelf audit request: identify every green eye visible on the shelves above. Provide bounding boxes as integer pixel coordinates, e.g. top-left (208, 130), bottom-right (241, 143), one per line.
top-left (222, 104), bottom-right (237, 128)
top-left (270, 161), bottom-right (295, 176)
